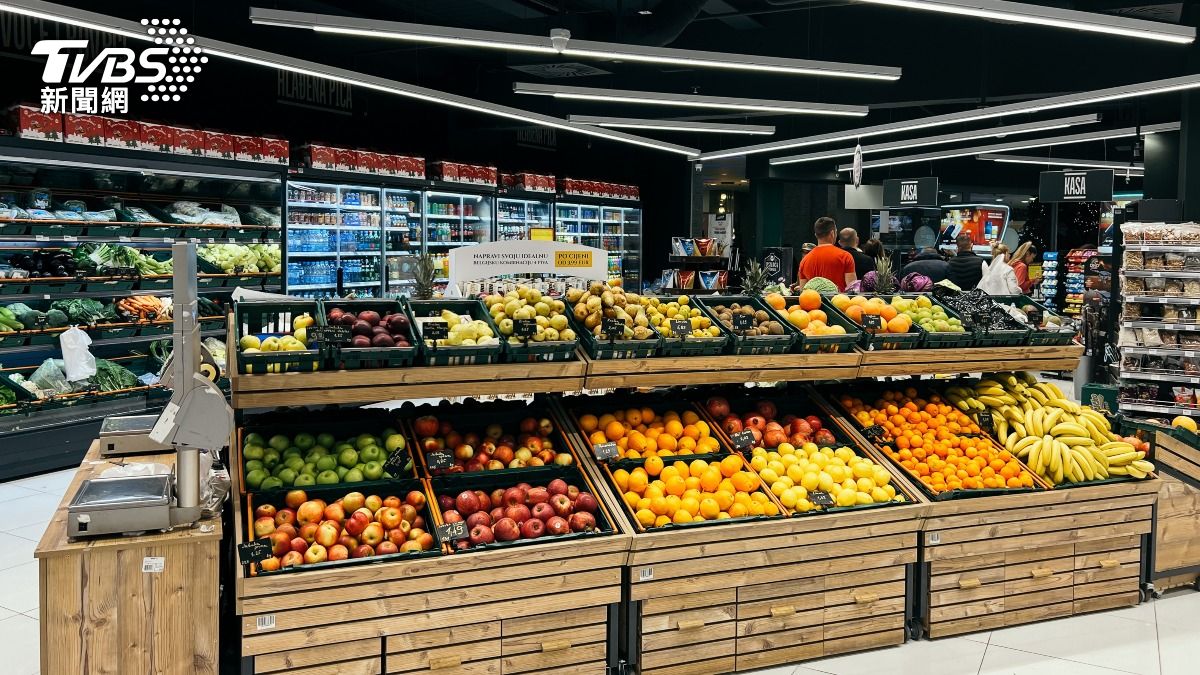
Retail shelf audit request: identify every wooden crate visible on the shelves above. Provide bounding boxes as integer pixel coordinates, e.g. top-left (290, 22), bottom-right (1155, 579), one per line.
top-left (584, 351), bottom-right (861, 390)
top-left (1152, 471), bottom-right (1200, 591)
top-left (622, 503), bottom-right (924, 674)
top-left (856, 343), bottom-right (1083, 378)
top-left (919, 479), bottom-right (1159, 639)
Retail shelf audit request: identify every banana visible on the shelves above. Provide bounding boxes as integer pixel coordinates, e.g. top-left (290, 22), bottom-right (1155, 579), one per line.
top-left (1044, 408), bottom-right (1065, 430)
top-left (978, 396), bottom-right (1006, 408)
top-left (1014, 436), bottom-right (1041, 454)
top-left (1081, 409), bottom-right (1111, 431)
top-left (1002, 406), bottom-right (1025, 424)
top-left (1073, 447), bottom-right (1096, 481)
top-left (1049, 398), bottom-right (1081, 414)
top-left (996, 417), bottom-right (1009, 441)
top-left (1021, 371), bottom-right (1038, 385)
top-left (1105, 451), bottom-right (1140, 465)
top-left (1131, 460), bottom-right (1156, 474)
top-left (975, 386), bottom-right (1007, 397)
top-left (1044, 382), bottom-right (1065, 399)
top-left (1006, 431), bottom-right (1018, 452)
top-left (1010, 421), bottom-right (1027, 439)
top-left (1128, 466), bottom-right (1147, 479)
top-left (953, 399), bottom-right (970, 412)
top-left (977, 379), bottom-right (1003, 390)
top-left (1108, 465), bottom-right (1129, 476)
top-left (1021, 400), bottom-right (1034, 414)
top-left (1027, 388), bottom-right (1049, 405)
top-left (1085, 445), bottom-right (1111, 469)
top-left (1050, 422), bottom-right (1089, 438)
top-left (1100, 441), bottom-right (1135, 452)
top-left (1047, 435), bottom-right (1061, 475)
top-left (1056, 436), bottom-right (1096, 447)
top-left (1003, 374), bottom-right (1019, 388)
top-left (1027, 441), bottom-right (1041, 470)
top-left (996, 394), bottom-right (1018, 405)
top-left (1028, 409), bottom-right (1043, 437)
top-left (1062, 447), bottom-right (1078, 483)
top-left (1081, 417), bottom-right (1109, 446)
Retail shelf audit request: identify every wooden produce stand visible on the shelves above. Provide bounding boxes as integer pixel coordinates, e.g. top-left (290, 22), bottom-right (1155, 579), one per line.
top-left (855, 343), bottom-right (1085, 378)
top-left (584, 351), bottom-right (861, 390)
top-left (1150, 431), bottom-right (1200, 591)
top-left (917, 478), bottom-right (1160, 639)
top-left (35, 441), bottom-right (222, 675)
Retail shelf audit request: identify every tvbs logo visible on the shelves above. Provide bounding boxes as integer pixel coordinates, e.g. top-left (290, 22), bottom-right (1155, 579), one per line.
top-left (34, 18), bottom-right (204, 113)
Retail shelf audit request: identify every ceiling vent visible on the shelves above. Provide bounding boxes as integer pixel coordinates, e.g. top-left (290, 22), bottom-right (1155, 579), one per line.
top-left (508, 62), bottom-right (612, 79)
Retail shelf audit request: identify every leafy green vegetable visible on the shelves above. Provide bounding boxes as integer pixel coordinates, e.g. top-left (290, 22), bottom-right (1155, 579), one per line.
top-left (90, 359), bottom-right (139, 391)
top-left (0, 385), bottom-right (15, 406)
top-left (50, 298), bottom-right (115, 324)
top-left (45, 309), bottom-right (68, 328)
top-left (4, 303), bottom-right (43, 329)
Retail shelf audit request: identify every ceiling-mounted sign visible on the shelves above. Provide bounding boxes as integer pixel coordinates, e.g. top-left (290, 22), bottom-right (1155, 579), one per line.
top-left (1038, 170), bottom-right (1114, 203)
top-left (882, 177), bottom-right (939, 208)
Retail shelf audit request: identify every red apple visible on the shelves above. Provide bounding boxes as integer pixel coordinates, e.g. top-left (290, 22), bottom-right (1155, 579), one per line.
top-left (437, 494), bottom-right (455, 511)
top-left (531, 502), bottom-right (555, 522)
top-left (550, 494), bottom-right (573, 517)
top-left (387, 528), bottom-right (407, 547)
top-left (259, 557), bottom-right (281, 572)
top-left (546, 516), bottom-right (570, 535)
top-left (376, 541), bottom-right (399, 556)
top-left (328, 544), bottom-right (349, 561)
top-left (444, 431), bottom-right (463, 451)
top-left (520, 518), bottom-right (545, 539)
top-left (421, 437), bottom-right (443, 452)
top-left (455, 491), bottom-right (481, 514)
top-left (323, 503), bottom-right (345, 524)
top-left (526, 487), bottom-right (550, 504)
top-left (454, 444), bottom-right (475, 461)
top-left (364, 495), bottom-right (383, 513)
top-left (526, 436), bottom-right (545, 453)
top-left (548, 478), bottom-right (568, 496)
top-left (536, 450), bottom-right (555, 465)
top-left (415, 532), bottom-right (434, 550)
top-left (253, 516), bottom-right (277, 537)
top-left (469, 524), bottom-right (495, 545)
top-left (442, 509), bottom-right (463, 523)
top-left (315, 522), bottom-right (339, 548)
top-left (382, 496), bottom-right (401, 509)
top-left (463, 432), bottom-right (481, 447)
top-left (296, 501), bottom-right (324, 525)
top-left (400, 540), bottom-right (424, 553)
top-left (285, 490), bottom-right (307, 509)
top-left (274, 509), bottom-right (296, 528)
top-left (377, 507), bottom-right (403, 529)
top-left (337, 534), bottom-right (357, 550)
top-left (490, 506), bottom-right (505, 522)
top-left (538, 418), bottom-right (554, 437)
top-left (485, 423), bottom-right (503, 439)
top-left (344, 511), bottom-right (369, 537)
top-left (805, 415), bottom-right (823, 432)
top-left (413, 416), bottom-right (439, 437)
top-left (289, 537), bottom-right (308, 555)
top-left (342, 492), bottom-right (365, 513)
top-left (466, 511), bottom-right (493, 529)
top-left (299, 522), bottom-right (319, 544)
top-left (352, 544), bottom-right (375, 559)
top-left (361, 522), bottom-right (385, 546)
top-left (569, 512), bottom-right (597, 532)
top-left (254, 504), bottom-right (277, 520)
top-left (706, 397), bottom-right (731, 420)
top-left (554, 454), bottom-right (574, 467)
top-left (275, 523), bottom-right (297, 539)
top-left (574, 492), bottom-right (599, 514)
top-left (303, 544), bottom-right (328, 564)
top-left (485, 460), bottom-right (505, 470)
top-left (412, 516), bottom-right (425, 530)
top-left (505, 504), bottom-right (532, 522)
top-left (269, 531), bottom-right (291, 556)
top-left (493, 517), bottom-right (520, 541)
top-left (405, 491), bottom-right (426, 509)
top-left (756, 400), bottom-right (778, 420)
top-left (407, 527), bottom-right (426, 542)
top-left (475, 491), bottom-right (492, 512)
top-left (493, 446), bottom-right (515, 465)
top-left (503, 486), bottom-right (528, 507)
top-left (815, 428), bottom-right (837, 447)
top-left (281, 551), bottom-right (304, 568)
top-left (527, 457), bottom-right (545, 467)
top-left (566, 485), bottom-right (581, 501)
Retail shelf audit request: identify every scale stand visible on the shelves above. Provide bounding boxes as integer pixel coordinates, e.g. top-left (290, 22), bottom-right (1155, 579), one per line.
top-left (69, 242), bottom-right (233, 540)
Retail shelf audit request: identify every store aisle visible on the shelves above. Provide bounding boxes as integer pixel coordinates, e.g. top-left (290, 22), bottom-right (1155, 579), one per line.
top-left (0, 469), bottom-right (1196, 675)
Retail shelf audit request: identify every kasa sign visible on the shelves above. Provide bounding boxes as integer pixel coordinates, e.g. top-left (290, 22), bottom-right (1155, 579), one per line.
top-left (1038, 170), bottom-right (1114, 203)
top-left (33, 18), bottom-right (204, 114)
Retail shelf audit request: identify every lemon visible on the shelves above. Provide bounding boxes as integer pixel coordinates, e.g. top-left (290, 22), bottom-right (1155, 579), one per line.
top-left (801, 472), bottom-right (820, 491)
top-left (836, 490), bottom-right (858, 507)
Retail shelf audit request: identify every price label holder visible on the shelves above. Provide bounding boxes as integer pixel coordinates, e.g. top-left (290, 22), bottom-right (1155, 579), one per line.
top-left (308, 325), bottom-right (351, 347)
top-left (862, 425), bottom-right (886, 442)
top-left (424, 321), bottom-right (449, 350)
top-left (977, 410), bottom-right (995, 435)
top-left (670, 319), bottom-right (691, 340)
top-left (237, 539), bottom-right (273, 566)
top-left (383, 450), bottom-right (409, 475)
top-left (592, 441), bottom-right (619, 461)
top-left (436, 521), bottom-right (468, 542)
top-left (862, 314), bottom-right (883, 331)
top-left (603, 317), bottom-right (624, 342)
top-left (809, 490), bottom-right (835, 507)
top-left (1029, 308), bottom-right (1044, 325)
top-left (729, 430), bottom-right (756, 451)
top-left (732, 313), bottom-right (753, 333)
top-left (425, 451), bottom-right (454, 471)
top-left (514, 318), bottom-right (537, 344)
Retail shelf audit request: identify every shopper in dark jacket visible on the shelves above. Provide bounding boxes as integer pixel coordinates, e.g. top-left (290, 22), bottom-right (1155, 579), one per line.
top-left (838, 228), bottom-right (876, 279)
top-left (901, 248), bottom-right (949, 283)
top-left (947, 234), bottom-right (986, 290)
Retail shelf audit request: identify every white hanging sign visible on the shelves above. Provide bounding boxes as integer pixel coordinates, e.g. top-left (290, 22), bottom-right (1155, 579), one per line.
top-left (447, 239), bottom-right (609, 290)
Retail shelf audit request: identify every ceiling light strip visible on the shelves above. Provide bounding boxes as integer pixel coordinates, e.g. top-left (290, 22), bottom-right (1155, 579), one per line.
top-left (769, 113), bottom-right (1099, 165)
top-left (977, 154), bottom-right (1145, 172)
top-left (0, 0), bottom-right (698, 157)
top-left (248, 7), bottom-right (902, 80)
top-left (514, 83), bottom-right (867, 116)
top-left (834, 122), bottom-right (1178, 171)
top-left (858, 0), bottom-right (1194, 44)
top-left (568, 115), bottom-right (776, 135)
top-left (701, 75), bottom-right (1200, 160)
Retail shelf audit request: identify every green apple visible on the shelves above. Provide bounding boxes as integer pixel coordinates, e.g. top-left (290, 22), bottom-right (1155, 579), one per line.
top-left (385, 434), bottom-right (406, 453)
top-left (343, 468), bottom-right (364, 483)
top-left (293, 473), bottom-right (316, 487)
top-left (282, 446), bottom-right (302, 459)
top-left (276, 467), bottom-right (297, 486)
top-left (262, 449), bottom-right (280, 467)
top-left (338, 447), bottom-right (359, 468)
top-left (316, 470), bottom-right (340, 485)
top-left (285, 456), bottom-right (305, 472)
top-left (335, 465), bottom-right (350, 480)
top-left (316, 433), bottom-right (335, 449)
top-left (268, 434), bottom-right (291, 451)
top-left (334, 443), bottom-right (354, 454)
top-left (259, 476), bottom-right (284, 491)
top-left (382, 427), bottom-right (398, 439)
top-left (242, 444), bottom-right (265, 461)
top-left (316, 455), bottom-right (338, 472)
top-left (244, 459), bottom-right (264, 473)
top-left (245, 469), bottom-right (267, 489)
top-left (294, 433), bottom-right (316, 450)
top-left (359, 446), bottom-right (384, 464)
top-left (244, 432), bottom-right (266, 447)
top-left (362, 461), bottom-right (384, 481)
top-left (301, 462), bottom-right (316, 476)
top-left (355, 434), bottom-right (376, 451)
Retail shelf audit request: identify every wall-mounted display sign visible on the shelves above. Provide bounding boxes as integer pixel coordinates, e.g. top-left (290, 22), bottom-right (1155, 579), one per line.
top-left (882, 177), bottom-right (939, 208)
top-left (1039, 170), bottom-right (1114, 203)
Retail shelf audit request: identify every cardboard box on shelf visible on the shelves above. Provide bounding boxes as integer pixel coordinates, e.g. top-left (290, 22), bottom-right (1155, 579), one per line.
top-left (399, 156), bottom-right (425, 179)
top-left (175, 128), bottom-right (206, 156)
top-left (356, 151), bottom-right (383, 174)
top-left (261, 137), bottom-right (289, 165)
top-left (204, 131), bottom-right (235, 159)
top-left (139, 122), bottom-right (177, 152)
top-left (232, 134), bottom-right (263, 162)
top-left (103, 118), bottom-right (142, 149)
top-left (64, 114), bottom-right (106, 145)
top-left (12, 105), bottom-right (62, 141)
top-left (305, 144), bottom-right (336, 170)
top-left (335, 148), bottom-right (358, 172)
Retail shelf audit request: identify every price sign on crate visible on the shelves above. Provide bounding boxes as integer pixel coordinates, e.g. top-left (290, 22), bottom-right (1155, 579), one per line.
top-left (424, 321), bottom-right (449, 340)
top-left (1028, 307), bottom-right (1044, 325)
top-left (808, 490), bottom-right (835, 507)
top-left (383, 451), bottom-right (409, 474)
top-left (514, 318), bottom-right (537, 338)
top-left (436, 521), bottom-right (468, 542)
top-left (977, 410), bottom-right (995, 435)
top-left (237, 539), bottom-right (273, 565)
top-left (308, 325), bottom-right (351, 345)
top-left (730, 430), bottom-right (756, 450)
top-left (862, 424), bottom-right (886, 441)
top-left (670, 319), bottom-right (691, 338)
top-left (592, 441), bottom-right (619, 461)
top-left (732, 313), bottom-right (753, 331)
top-left (602, 318), bottom-right (625, 340)
top-left (862, 314), bottom-right (883, 331)
top-left (425, 451), bottom-right (454, 471)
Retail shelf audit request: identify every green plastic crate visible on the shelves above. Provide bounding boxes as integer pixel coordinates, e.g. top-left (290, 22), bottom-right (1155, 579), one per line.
top-left (318, 297), bottom-right (418, 369)
top-left (408, 298), bottom-right (503, 366)
top-left (29, 223), bottom-right (82, 238)
top-left (767, 296), bottom-right (862, 354)
top-left (0, 221), bottom-right (29, 236)
top-left (84, 224), bottom-right (137, 238)
top-left (570, 312), bottom-right (661, 360)
top-left (694, 295), bottom-right (797, 355)
top-left (646, 296), bottom-right (728, 357)
top-left (233, 300), bottom-right (323, 374)
top-left (990, 295), bottom-right (1077, 346)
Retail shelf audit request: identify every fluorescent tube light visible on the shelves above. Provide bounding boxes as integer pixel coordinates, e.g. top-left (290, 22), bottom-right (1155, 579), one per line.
top-left (977, 154), bottom-right (1145, 173)
top-left (568, 115), bottom-right (775, 135)
top-left (769, 114), bottom-right (1098, 165)
top-left (514, 83), bottom-right (867, 116)
top-left (0, 1), bottom-right (698, 157)
top-left (701, 75), bottom-right (1200, 160)
top-left (248, 7), bottom-right (902, 80)
top-left (858, 0), bottom-right (1194, 44)
top-left (834, 122), bottom-right (1178, 172)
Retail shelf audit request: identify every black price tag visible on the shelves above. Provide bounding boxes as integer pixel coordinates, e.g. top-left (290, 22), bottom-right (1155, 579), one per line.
top-left (111, 266), bottom-right (138, 278)
top-left (514, 318), bottom-right (537, 338)
top-left (862, 424), bottom-right (886, 441)
top-left (670, 319), bottom-right (691, 338)
top-left (730, 430), bottom-right (756, 450)
top-left (1029, 308), bottom-right (1044, 325)
top-left (808, 490), bottom-right (835, 507)
top-left (425, 451), bottom-right (454, 470)
top-left (424, 321), bottom-right (449, 340)
top-left (592, 441), bottom-right (619, 461)
top-left (602, 317), bottom-right (625, 340)
top-left (237, 539), bottom-right (273, 564)
top-left (977, 410), bottom-right (995, 434)
top-left (862, 314), bottom-right (883, 331)
top-left (383, 450), bottom-right (409, 473)
top-left (436, 521), bottom-right (468, 542)
top-left (732, 313), bottom-right (753, 331)
top-left (307, 325), bottom-right (351, 345)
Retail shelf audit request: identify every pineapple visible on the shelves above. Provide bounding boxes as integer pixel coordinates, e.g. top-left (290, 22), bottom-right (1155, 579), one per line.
top-left (742, 259), bottom-right (768, 296)
top-left (412, 253), bottom-right (438, 300)
top-left (874, 253), bottom-right (896, 295)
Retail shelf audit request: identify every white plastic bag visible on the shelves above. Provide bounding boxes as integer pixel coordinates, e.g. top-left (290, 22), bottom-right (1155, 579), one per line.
top-left (978, 255), bottom-right (1022, 295)
top-left (59, 326), bottom-right (97, 382)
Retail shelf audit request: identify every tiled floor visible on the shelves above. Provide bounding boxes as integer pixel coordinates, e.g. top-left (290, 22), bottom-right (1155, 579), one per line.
top-left (1, 468), bottom-right (1198, 675)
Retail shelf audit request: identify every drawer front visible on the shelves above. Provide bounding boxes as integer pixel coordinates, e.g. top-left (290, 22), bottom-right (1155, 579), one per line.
top-left (1075, 543), bottom-right (1141, 587)
top-left (286, 659), bottom-right (382, 675)
top-left (823, 580), bottom-right (905, 625)
top-left (1003, 554), bottom-right (1074, 613)
top-left (388, 660), bottom-right (500, 675)
top-left (501, 643), bottom-right (607, 675)
top-left (736, 576), bottom-right (824, 610)
top-left (639, 640), bottom-right (737, 674)
top-left (256, 638), bottom-right (381, 673)
top-left (642, 621), bottom-right (736, 653)
top-left (736, 608), bottom-right (823, 638)
top-left (735, 640), bottom-right (822, 673)
top-left (1005, 544), bottom-right (1074, 567)
top-left (502, 607), bottom-right (608, 674)
top-left (387, 623), bottom-right (501, 674)
top-left (641, 589), bottom-right (737, 653)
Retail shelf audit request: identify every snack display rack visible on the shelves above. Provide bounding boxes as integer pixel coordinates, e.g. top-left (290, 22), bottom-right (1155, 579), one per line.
top-left (1117, 222), bottom-right (1200, 419)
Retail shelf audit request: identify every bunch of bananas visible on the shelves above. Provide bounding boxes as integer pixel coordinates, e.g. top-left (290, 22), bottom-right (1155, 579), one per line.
top-left (944, 372), bottom-right (1154, 485)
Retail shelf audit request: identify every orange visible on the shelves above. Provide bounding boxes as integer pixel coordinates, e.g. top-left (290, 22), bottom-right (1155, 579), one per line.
top-left (635, 509), bottom-right (655, 527)
top-left (798, 289), bottom-right (822, 311)
top-left (677, 437), bottom-right (697, 453)
top-left (765, 292), bottom-right (787, 310)
top-left (685, 476), bottom-right (702, 491)
top-left (699, 498), bottom-right (720, 519)
top-left (809, 309), bottom-right (827, 325)
top-left (695, 421), bottom-right (711, 438)
top-left (657, 434), bottom-right (678, 452)
top-left (682, 424), bottom-right (701, 440)
top-left (660, 466), bottom-right (681, 483)
top-left (665, 419), bottom-right (684, 439)
top-left (880, 304), bottom-right (899, 321)
top-left (714, 490), bottom-right (735, 510)
top-left (649, 496), bottom-right (669, 516)
top-left (625, 408), bottom-right (643, 426)
top-left (680, 497), bottom-right (701, 516)
top-left (579, 414), bottom-right (599, 433)
top-left (700, 469), bottom-right (722, 492)
top-left (697, 437), bottom-right (720, 453)
top-left (689, 459), bottom-right (710, 477)
top-left (589, 430), bottom-right (608, 446)
top-left (731, 471), bottom-right (759, 492)
top-left (831, 294), bottom-right (851, 311)
top-left (672, 510), bottom-right (692, 524)
top-left (641, 407), bottom-right (657, 425)
top-left (628, 432), bottom-right (649, 453)
top-left (623, 491), bottom-right (640, 509)
top-left (665, 476), bottom-right (686, 497)
top-left (612, 468), bottom-right (630, 491)
top-left (644, 455), bottom-right (664, 476)
top-left (655, 515), bottom-right (672, 528)
top-left (720, 454), bottom-right (743, 477)
top-left (604, 420), bottom-right (626, 441)
top-left (628, 468), bottom-right (649, 494)
top-left (844, 305), bottom-right (864, 324)
top-left (728, 502), bottom-right (749, 518)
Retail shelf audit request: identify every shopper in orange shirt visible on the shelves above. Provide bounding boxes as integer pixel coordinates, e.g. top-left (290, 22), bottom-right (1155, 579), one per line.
top-left (797, 217), bottom-right (856, 291)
